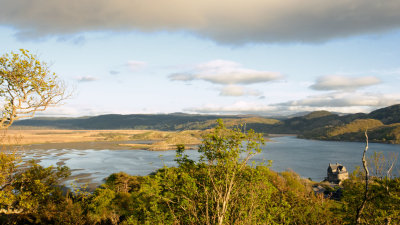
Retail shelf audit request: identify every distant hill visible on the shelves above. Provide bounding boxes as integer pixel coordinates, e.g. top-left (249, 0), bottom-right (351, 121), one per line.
top-left (12, 104), bottom-right (400, 144)
top-left (12, 114), bottom-right (280, 131)
top-left (297, 104), bottom-right (400, 144)
top-left (369, 104), bottom-right (400, 124)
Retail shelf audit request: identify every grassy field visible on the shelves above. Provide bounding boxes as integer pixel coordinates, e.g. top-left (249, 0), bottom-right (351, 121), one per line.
top-left (120, 130), bottom-right (204, 150)
top-left (2, 129), bottom-right (149, 145)
top-left (1, 129), bottom-right (204, 151)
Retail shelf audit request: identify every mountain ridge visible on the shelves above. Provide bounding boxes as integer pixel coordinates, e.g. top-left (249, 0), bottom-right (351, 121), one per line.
top-left (12, 104), bottom-right (400, 144)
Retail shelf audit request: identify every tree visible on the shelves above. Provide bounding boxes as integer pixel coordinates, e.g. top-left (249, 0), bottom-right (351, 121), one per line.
top-left (356, 130), bottom-right (370, 224)
top-left (0, 49), bottom-right (67, 129)
top-left (0, 49), bottom-right (69, 222)
top-left (197, 119), bottom-right (264, 224)
top-left (113, 120), bottom-right (340, 224)
top-left (341, 131), bottom-right (400, 224)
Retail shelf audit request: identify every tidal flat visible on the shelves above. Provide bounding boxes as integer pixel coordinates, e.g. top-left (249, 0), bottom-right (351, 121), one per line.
top-left (5, 129), bottom-right (203, 151)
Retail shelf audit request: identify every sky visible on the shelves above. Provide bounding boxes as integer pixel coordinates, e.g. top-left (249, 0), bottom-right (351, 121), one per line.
top-left (1, 0), bottom-right (400, 117)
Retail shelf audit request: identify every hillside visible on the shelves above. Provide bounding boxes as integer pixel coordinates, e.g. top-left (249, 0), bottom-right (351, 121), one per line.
top-left (369, 104), bottom-right (400, 124)
top-left (12, 114), bottom-right (280, 131)
top-left (12, 104), bottom-right (400, 143)
top-left (298, 104), bottom-right (400, 144)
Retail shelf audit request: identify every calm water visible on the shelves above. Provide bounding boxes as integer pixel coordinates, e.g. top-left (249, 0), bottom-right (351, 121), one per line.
top-left (254, 136), bottom-right (399, 181)
top-left (21, 136), bottom-right (400, 186)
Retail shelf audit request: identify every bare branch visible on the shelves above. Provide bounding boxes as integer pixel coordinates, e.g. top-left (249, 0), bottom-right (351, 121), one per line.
top-left (356, 129), bottom-right (370, 224)
top-left (0, 49), bottom-right (68, 129)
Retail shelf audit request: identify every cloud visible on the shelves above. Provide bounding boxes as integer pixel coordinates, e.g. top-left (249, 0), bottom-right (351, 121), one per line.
top-left (277, 92), bottom-right (400, 108)
top-left (3, 0), bottom-right (400, 44)
top-left (56, 35), bottom-right (86, 45)
top-left (35, 105), bottom-right (122, 117)
top-left (220, 85), bottom-right (262, 97)
top-left (127, 60), bottom-right (147, 72)
top-left (76, 76), bottom-right (97, 82)
top-left (186, 101), bottom-right (280, 115)
top-left (310, 75), bottom-right (381, 91)
top-left (109, 70), bottom-right (120, 75)
top-left (169, 60), bottom-right (283, 85)
top-left (186, 92), bottom-right (400, 115)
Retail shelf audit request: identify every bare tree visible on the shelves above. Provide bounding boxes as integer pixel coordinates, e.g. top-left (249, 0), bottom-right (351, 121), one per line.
top-left (0, 49), bottom-right (67, 129)
top-left (356, 130), bottom-right (369, 224)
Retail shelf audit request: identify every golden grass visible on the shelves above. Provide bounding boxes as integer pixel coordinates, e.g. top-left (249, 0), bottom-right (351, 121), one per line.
top-left (2, 129), bottom-right (204, 151)
top-left (2, 129), bottom-right (152, 145)
top-left (4, 128), bottom-right (274, 150)
top-left (119, 130), bottom-right (203, 151)
top-left (119, 143), bottom-right (198, 151)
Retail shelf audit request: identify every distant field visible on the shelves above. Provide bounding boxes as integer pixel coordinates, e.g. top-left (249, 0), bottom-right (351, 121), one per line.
top-left (2, 129), bottom-right (150, 145)
top-left (1, 129), bottom-right (204, 151)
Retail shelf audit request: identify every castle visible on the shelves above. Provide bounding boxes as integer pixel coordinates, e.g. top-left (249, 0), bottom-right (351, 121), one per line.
top-left (327, 163), bottom-right (349, 184)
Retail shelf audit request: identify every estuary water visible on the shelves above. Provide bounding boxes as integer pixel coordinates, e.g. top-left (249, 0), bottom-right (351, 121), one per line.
top-left (20, 136), bottom-right (400, 188)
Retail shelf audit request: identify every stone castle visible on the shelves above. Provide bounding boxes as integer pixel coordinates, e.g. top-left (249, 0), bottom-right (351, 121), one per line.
top-left (327, 163), bottom-right (349, 184)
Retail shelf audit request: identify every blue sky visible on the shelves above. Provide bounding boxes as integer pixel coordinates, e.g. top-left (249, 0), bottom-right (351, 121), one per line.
top-left (1, 0), bottom-right (400, 117)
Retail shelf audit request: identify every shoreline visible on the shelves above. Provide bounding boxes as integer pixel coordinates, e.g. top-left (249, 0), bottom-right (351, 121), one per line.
top-left (267, 134), bottom-right (297, 137)
top-left (15, 140), bottom-right (201, 151)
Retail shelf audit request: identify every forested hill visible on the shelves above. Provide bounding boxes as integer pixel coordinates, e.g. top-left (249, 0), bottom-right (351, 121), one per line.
top-left (12, 113), bottom-right (280, 130)
top-left (12, 104), bottom-right (400, 143)
top-left (294, 104), bottom-right (400, 144)
top-left (368, 104), bottom-right (400, 124)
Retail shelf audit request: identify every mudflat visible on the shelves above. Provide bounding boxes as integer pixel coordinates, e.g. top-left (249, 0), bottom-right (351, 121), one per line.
top-left (3, 129), bottom-right (203, 151)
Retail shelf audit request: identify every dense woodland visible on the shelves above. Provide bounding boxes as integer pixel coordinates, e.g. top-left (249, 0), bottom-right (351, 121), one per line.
top-left (13, 104), bottom-right (400, 144)
top-left (1, 121), bottom-right (399, 224)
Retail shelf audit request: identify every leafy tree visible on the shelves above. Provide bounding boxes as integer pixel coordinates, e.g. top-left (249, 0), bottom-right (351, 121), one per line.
top-left (105, 172), bottom-right (142, 193)
top-left (0, 49), bottom-right (67, 129)
top-left (341, 168), bottom-right (400, 224)
top-left (341, 134), bottom-right (399, 224)
top-left (0, 49), bottom-right (69, 223)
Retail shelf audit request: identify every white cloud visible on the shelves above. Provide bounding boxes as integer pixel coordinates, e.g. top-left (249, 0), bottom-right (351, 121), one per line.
top-left (3, 0), bottom-right (399, 43)
top-left (127, 60), bottom-right (147, 72)
top-left (34, 105), bottom-right (107, 117)
top-left (186, 92), bottom-right (400, 115)
top-left (278, 92), bottom-right (400, 108)
top-left (186, 101), bottom-right (280, 114)
top-left (169, 60), bottom-right (283, 85)
top-left (220, 85), bottom-right (262, 97)
top-left (76, 76), bottom-right (98, 82)
top-left (56, 35), bottom-right (86, 45)
top-left (34, 106), bottom-right (81, 117)
top-left (109, 70), bottom-right (120, 75)
top-left (310, 75), bottom-right (381, 91)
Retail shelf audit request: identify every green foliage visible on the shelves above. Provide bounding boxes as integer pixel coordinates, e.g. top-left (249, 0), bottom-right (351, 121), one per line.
top-left (0, 161), bottom-right (71, 224)
top-left (14, 113), bottom-right (280, 131)
top-left (302, 119), bottom-right (400, 144)
top-left (0, 49), bottom-right (66, 129)
top-left (341, 174), bottom-right (400, 224)
top-left (87, 188), bottom-right (119, 224)
top-left (105, 172), bottom-right (142, 193)
top-left (327, 119), bottom-right (383, 137)
top-left (0, 150), bottom-right (19, 209)
top-left (12, 161), bottom-right (70, 212)
top-left (369, 104), bottom-right (400, 124)
top-left (304, 110), bottom-right (334, 119)
top-left (3, 119), bottom-right (399, 224)
top-left (340, 152), bottom-right (400, 224)
top-left (71, 120), bottom-right (341, 224)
